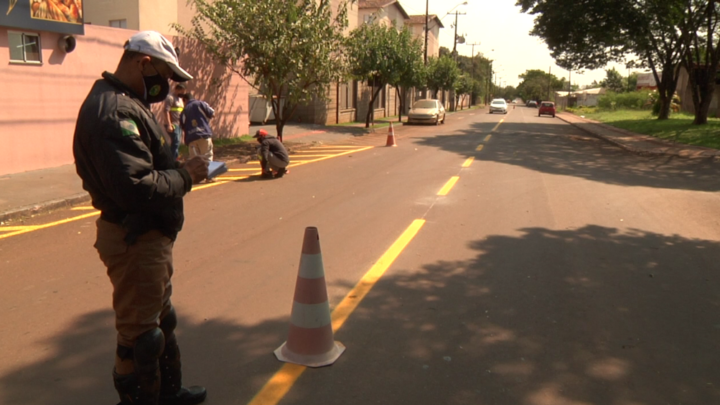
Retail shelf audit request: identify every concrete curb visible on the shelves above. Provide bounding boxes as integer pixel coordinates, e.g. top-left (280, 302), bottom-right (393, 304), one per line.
top-left (556, 113), bottom-right (720, 160)
top-left (0, 192), bottom-right (91, 223)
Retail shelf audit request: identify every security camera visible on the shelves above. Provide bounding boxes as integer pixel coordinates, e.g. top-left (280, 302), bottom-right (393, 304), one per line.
top-left (58, 35), bottom-right (76, 53)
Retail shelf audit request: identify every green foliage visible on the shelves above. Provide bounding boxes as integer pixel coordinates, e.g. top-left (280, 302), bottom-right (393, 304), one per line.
top-left (580, 109), bottom-right (720, 149)
top-left (346, 23), bottom-right (424, 126)
top-left (173, 0), bottom-right (349, 136)
top-left (600, 68), bottom-right (626, 93)
top-left (598, 91), bottom-right (653, 110)
top-left (426, 56), bottom-right (461, 95)
top-left (516, 69), bottom-right (564, 101)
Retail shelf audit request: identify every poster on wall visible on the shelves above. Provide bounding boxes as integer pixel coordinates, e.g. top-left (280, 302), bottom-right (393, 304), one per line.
top-left (1, 0), bottom-right (84, 35)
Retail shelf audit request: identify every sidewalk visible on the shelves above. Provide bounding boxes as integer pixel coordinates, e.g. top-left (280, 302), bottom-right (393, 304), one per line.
top-left (557, 112), bottom-right (720, 159)
top-left (0, 124), bottom-right (384, 223)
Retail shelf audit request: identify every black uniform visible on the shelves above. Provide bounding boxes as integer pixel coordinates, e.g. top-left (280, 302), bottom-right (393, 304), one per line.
top-left (74, 72), bottom-right (193, 244)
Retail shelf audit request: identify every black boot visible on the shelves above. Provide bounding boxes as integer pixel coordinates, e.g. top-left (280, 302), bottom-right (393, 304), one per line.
top-left (159, 335), bottom-right (207, 405)
top-left (113, 368), bottom-right (160, 405)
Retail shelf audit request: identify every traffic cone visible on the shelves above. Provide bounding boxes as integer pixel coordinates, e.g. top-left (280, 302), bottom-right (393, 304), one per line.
top-left (386, 122), bottom-right (397, 147)
top-left (274, 227), bottom-right (345, 367)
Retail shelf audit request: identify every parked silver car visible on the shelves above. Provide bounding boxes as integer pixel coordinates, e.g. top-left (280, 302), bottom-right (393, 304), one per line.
top-left (408, 99), bottom-right (446, 125)
top-left (489, 98), bottom-right (508, 114)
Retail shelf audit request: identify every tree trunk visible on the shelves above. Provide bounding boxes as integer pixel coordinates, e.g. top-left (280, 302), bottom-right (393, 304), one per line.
top-left (366, 84), bottom-right (383, 128)
top-left (270, 96), bottom-right (283, 142)
top-left (656, 66), bottom-right (678, 120)
top-left (396, 87), bottom-right (403, 123)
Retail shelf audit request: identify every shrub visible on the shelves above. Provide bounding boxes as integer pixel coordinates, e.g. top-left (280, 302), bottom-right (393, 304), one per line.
top-left (599, 91), bottom-right (652, 110)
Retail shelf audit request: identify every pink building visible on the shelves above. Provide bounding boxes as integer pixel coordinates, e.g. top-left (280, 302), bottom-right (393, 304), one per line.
top-left (0, 1), bottom-right (248, 176)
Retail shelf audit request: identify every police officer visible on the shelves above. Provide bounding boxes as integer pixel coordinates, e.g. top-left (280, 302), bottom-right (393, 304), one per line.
top-left (254, 129), bottom-right (290, 179)
top-left (73, 31), bottom-right (208, 405)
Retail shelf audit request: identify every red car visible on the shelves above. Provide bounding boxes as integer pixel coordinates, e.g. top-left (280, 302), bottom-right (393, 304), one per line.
top-left (538, 101), bottom-right (556, 118)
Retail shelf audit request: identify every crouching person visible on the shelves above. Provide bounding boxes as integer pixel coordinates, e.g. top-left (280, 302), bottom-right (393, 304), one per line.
top-left (254, 129), bottom-right (290, 179)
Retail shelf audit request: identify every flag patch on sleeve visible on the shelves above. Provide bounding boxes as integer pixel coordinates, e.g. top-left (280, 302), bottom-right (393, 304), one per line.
top-left (120, 119), bottom-right (140, 137)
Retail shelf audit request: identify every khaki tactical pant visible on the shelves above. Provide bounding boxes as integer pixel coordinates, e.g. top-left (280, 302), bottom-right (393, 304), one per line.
top-left (94, 219), bottom-right (174, 348)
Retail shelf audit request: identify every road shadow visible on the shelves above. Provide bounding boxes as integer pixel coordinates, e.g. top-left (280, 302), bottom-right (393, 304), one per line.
top-left (0, 309), bottom-right (291, 405)
top-left (414, 121), bottom-right (720, 192)
top-left (298, 225), bottom-right (720, 405)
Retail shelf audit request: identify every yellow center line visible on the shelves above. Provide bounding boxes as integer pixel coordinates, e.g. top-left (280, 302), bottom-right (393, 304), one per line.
top-left (228, 168), bottom-right (262, 172)
top-left (437, 176), bottom-right (460, 196)
top-left (462, 157), bottom-right (474, 168)
top-left (247, 219), bottom-right (426, 405)
top-left (287, 154), bottom-right (334, 157)
top-left (71, 206), bottom-right (95, 211)
top-left (491, 118), bottom-right (504, 132)
top-left (484, 134), bottom-right (492, 142)
top-left (476, 144), bottom-right (484, 151)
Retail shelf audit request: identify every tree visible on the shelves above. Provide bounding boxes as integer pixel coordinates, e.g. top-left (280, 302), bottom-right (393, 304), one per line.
top-left (426, 56), bottom-right (460, 99)
top-left (346, 23), bottom-right (420, 127)
top-left (388, 30), bottom-right (426, 123)
top-left (627, 72), bottom-right (639, 92)
top-left (516, 69), bottom-right (564, 101)
top-left (601, 68), bottom-right (626, 93)
top-left (681, 0), bottom-right (720, 124)
top-left (174, 0), bottom-right (349, 140)
top-left (516, 0), bottom-right (698, 120)
top-left (455, 75), bottom-right (474, 110)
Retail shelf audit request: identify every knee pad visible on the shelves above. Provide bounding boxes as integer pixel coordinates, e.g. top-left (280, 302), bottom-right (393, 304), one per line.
top-left (134, 328), bottom-right (165, 368)
top-left (159, 307), bottom-right (177, 338)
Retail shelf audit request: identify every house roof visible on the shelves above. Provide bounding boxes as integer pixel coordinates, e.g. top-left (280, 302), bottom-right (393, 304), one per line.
top-left (407, 14), bottom-right (445, 29)
top-left (358, 0), bottom-right (411, 20)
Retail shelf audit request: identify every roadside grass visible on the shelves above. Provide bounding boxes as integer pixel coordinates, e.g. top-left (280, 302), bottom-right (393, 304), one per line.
top-left (576, 109), bottom-right (720, 149)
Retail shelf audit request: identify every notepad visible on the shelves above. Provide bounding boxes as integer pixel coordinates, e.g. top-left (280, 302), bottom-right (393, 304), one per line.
top-left (207, 161), bottom-right (228, 179)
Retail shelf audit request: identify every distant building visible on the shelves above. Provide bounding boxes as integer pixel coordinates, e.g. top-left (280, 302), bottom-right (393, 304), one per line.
top-left (636, 72), bottom-right (657, 90)
top-left (406, 15), bottom-right (444, 59)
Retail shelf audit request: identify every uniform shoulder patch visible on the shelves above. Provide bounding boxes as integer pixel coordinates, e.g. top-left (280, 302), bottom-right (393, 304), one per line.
top-left (120, 119), bottom-right (140, 137)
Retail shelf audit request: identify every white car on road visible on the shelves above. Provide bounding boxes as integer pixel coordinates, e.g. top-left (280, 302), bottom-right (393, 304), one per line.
top-left (489, 98), bottom-right (508, 114)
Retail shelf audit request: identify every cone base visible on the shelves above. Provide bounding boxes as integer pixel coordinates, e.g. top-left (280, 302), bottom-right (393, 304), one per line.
top-left (274, 341), bottom-right (345, 367)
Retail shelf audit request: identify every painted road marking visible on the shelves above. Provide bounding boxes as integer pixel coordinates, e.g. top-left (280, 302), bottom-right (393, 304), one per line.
top-left (0, 146), bottom-right (373, 241)
top-left (0, 212), bottom-right (100, 240)
top-left (462, 157), bottom-right (474, 168)
top-left (484, 134), bottom-right (492, 142)
top-left (247, 219), bottom-right (425, 405)
top-left (491, 118), bottom-right (505, 132)
top-left (437, 176), bottom-right (460, 196)
top-left (476, 145), bottom-right (484, 151)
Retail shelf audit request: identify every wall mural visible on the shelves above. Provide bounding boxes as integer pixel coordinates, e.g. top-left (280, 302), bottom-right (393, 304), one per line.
top-left (1, 0), bottom-right (84, 34)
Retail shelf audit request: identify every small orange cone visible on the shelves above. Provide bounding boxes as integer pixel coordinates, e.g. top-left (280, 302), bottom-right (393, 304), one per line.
top-left (274, 227), bottom-right (345, 367)
top-left (386, 122), bottom-right (397, 147)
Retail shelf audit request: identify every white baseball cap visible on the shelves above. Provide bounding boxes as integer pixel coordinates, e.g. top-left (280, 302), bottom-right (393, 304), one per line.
top-left (124, 31), bottom-right (193, 82)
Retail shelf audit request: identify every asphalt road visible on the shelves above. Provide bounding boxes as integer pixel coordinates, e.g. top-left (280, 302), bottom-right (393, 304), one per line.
top-left (1, 106), bottom-right (719, 405)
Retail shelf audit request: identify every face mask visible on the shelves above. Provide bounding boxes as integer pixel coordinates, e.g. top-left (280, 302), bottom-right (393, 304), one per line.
top-left (142, 63), bottom-right (170, 104)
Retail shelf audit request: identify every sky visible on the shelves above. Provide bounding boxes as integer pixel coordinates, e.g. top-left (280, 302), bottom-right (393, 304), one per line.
top-left (398, 0), bottom-right (631, 88)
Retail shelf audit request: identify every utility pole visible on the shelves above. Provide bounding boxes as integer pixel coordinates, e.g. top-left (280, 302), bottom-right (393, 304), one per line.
top-left (451, 11), bottom-right (467, 61)
top-left (466, 42), bottom-right (481, 105)
top-left (424, 0), bottom-right (429, 65)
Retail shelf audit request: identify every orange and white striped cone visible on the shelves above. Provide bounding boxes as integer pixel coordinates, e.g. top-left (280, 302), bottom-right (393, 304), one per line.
top-left (274, 227), bottom-right (345, 367)
top-left (386, 122), bottom-right (397, 147)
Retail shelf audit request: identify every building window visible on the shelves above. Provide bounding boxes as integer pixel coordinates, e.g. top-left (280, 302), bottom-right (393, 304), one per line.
top-left (109, 19), bottom-right (127, 29)
top-left (8, 32), bottom-right (41, 64)
top-left (339, 80), bottom-right (356, 110)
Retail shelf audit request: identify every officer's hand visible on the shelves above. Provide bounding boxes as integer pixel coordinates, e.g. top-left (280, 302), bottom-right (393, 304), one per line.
top-left (184, 156), bottom-right (209, 184)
